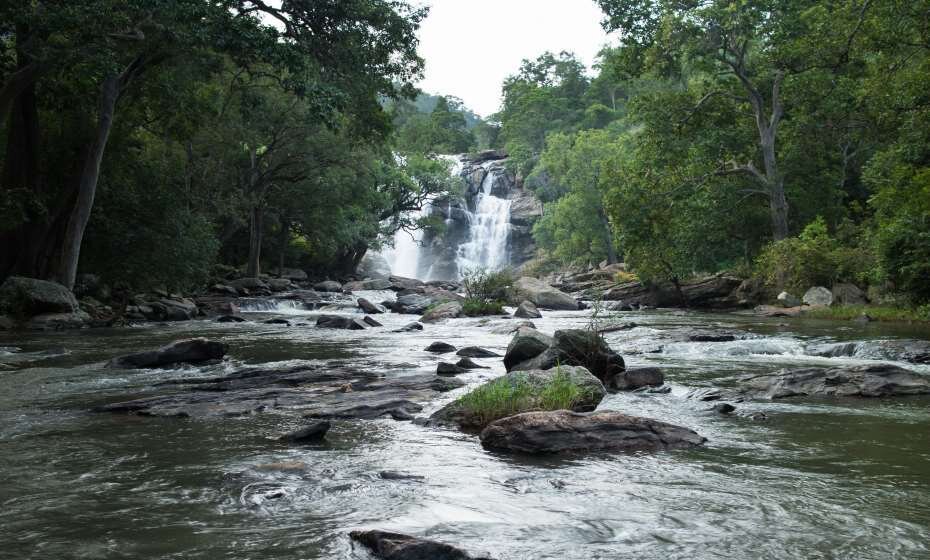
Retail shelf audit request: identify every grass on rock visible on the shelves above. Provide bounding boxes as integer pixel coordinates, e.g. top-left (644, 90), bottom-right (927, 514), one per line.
top-left (803, 304), bottom-right (930, 323)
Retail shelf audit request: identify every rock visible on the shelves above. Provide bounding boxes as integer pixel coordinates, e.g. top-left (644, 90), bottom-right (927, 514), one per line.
top-left (211, 283), bottom-right (238, 296)
top-left (431, 366), bottom-right (605, 430)
top-left (513, 300), bottom-right (542, 319)
top-left (158, 298), bottom-right (198, 321)
top-left (279, 420), bottom-right (330, 443)
top-left (777, 291), bottom-right (801, 308)
top-left (216, 314), bottom-right (246, 323)
top-left (0, 315), bottom-right (14, 330)
top-left (503, 327), bottom-right (553, 370)
top-left (356, 253), bottom-right (392, 280)
top-left (689, 334), bottom-right (736, 342)
top-left (107, 338), bottom-right (227, 369)
top-left (420, 301), bottom-right (464, 323)
top-left (394, 322), bottom-right (423, 332)
top-left (607, 367), bottom-right (664, 391)
top-left (362, 316), bottom-right (383, 327)
top-left (387, 289), bottom-right (462, 315)
top-left (489, 320), bottom-right (536, 335)
top-left (388, 275), bottom-right (425, 291)
top-left (316, 314), bottom-right (366, 330)
top-left (379, 471), bottom-right (424, 481)
top-left (349, 529), bottom-right (493, 560)
top-left (313, 280), bottom-right (343, 293)
top-left (714, 403), bottom-right (736, 415)
top-left (456, 357), bottom-right (489, 369)
top-left (263, 318), bottom-right (290, 325)
top-left (0, 276), bottom-right (79, 316)
top-left (357, 298), bottom-right (387, 314)
top-left (803, 286), bottom-right (833, 306)
top-left (832, 283), bottom-right (866, 305)
top-left (229, 277), bottom-right (270, 295)
top-left (266, 278), bottom-right (293, 292)
top-left (276, 267), bottom-right (308, 281)
top-left (24, 310), bottom-right (90, 330)
top-left (598, 322), bottom-right (638, 334)
top-left (755, 304), bottom-right (804, 318)
top-left (425, 341), bottom-right (457, 354)
top-left (508, 329), bottom-right (625, 384)
top-left (437, 362), bottom-right (467, 376)
top-left (345, 278), bottom-right (394, 291)
top-left (678, 275), bottom-right (744, 308)
top-left (808, 339), bottom-right (930, 364)
top-left (737, 364), bottom-right (930, 399)
top-left (512, 277), bottom-right (578, 310)
top-left (479, 410), bottom-right (706, 454)
top-left (456, 346), bottom-right (500, 358)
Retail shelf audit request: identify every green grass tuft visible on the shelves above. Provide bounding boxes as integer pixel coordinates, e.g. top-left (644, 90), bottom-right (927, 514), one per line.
top-left (803, 304), bottom-right (930, 323)
top-left (461, 298), bottom-right (504, 317)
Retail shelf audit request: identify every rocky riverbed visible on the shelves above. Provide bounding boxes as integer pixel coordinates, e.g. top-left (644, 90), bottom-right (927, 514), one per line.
top-left (1, 291), bottom-right (929, 559)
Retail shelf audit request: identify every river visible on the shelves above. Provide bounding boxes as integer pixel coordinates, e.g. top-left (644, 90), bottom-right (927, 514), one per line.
top-left (1, 292), bottom-right (929, 559)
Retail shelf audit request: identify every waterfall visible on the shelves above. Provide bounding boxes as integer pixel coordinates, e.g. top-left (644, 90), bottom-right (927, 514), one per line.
top-left (455, 161), bottom-right (512, 277)
top-left (380, 206), bottom-right (427, 279)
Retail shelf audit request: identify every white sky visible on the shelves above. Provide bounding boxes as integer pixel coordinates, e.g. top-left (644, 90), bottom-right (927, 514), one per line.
top-left (414, 0), bottom-right (614, 117)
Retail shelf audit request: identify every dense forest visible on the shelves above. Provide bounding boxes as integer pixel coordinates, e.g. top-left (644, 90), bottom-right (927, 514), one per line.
top-left (2, 0), bottom-right (929, 313)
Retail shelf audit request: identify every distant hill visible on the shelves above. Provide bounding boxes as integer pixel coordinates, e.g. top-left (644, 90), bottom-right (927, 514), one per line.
top-left (384, 89), bottom-right (483, 129)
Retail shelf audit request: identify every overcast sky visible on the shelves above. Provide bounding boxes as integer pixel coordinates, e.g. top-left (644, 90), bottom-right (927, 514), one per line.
top-left (414, 0), bottom-right (614, 117)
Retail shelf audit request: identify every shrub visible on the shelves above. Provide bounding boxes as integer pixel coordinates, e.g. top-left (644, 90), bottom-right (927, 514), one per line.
top-left (462, 298), bottom-right (504, 316)
top-left (461, 267), bottom-right (513, 301)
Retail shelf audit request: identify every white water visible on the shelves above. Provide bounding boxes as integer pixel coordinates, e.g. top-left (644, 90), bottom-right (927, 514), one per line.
top-left (455, 161), bottom-right (512, 277)
top-left (380, 211), bottom-right (426, 279)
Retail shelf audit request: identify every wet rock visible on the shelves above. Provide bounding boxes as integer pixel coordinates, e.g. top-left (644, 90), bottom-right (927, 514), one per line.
top-left (503, 327), bottom-right (553, 370)
top-left (316, 315), bottom-right (366, 330)
top-left (107, 338), bottom-right (227, 369)
top-left (803, 286), bottom-right (833, 306)
top-left (420, 301), bottom-right (464, 323)
top-left (777, 291), bottom-right (801, 308)
top-left (314, 280), bottom-right (343, 293)
top-left (276, 267), bottom-right (308, 282)
top-left (263, 318), bottom-right (290, 325)
top-left (479, 410), bottom-right (706, 454)
top-left (388, 275), bottom-right (425, 291)
top-left (379, 471), bottom-right (425, 481)
top-left (229, 277), bottom-right (270, 295)
top-left (390, 408), bottom-right (416, 421)
top-left (737, 364), bottom-right (930, 399)
top-left (832, 283), bottom-right (866, 305)
top-left (808, 339), bottom-right (930, 364)
top-left (266, 278), bottom-right (293, 292)
top-left (387, 290), bottom-right (462, 315)
top-left (0, 276), bottom-right (79, 316)
top-left (394, 322), bottom-right (423, 332)
top-left (755, 304), bottom-right (804, 318)
top-left (280, 420), bottom-right (330, 443)
top-left (425, 341), bottom-right (457, 354)
top-left (456, 346), bottom-right (500, 358)
top-left (685, 387), bottom-right (740, 402)
top-left (489, 320), bottom-right (536, 335)
top-left (437, 362), bottom-right (467, 376)
top-left (508, 329), bottom-right (625, 384)
top-left (607, 367), bottom-right (664, 391)
top-left (456, 357), bottom-right (489, 369)
top-left (211, 283), bottom-right (239, 296)
top-left (598, 322), bottom-right (638, 334)
top-left (645, 385), bottom-right (671, 394)
top-left (345, 278), bottom-right (393, 291)
top-left (689, 334), bottom-right (736, 342)
top-left (24, 310), bottom-right (91, 330)
top-left (714, 403), bottom-right (736, 415)
top-left (513, 300), bottom-right (542, 319)
top-left (431, 366), bottom-right (605, 430)
top-left (350, 529), bottom-right (494, 560)
top-left (357, 297), bottom-right (387, 314)
top-left (362, 316), bottom-right (383, 327)
top-left (513, 277), bottom-right (578, 310)
top-left (216, 314), bottom-right (246, 323)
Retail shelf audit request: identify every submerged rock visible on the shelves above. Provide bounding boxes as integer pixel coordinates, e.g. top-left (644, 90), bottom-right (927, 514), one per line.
top-left (316, 314), bottom-right (366, 330)
top-left (425, 341), bottom-right (457, 354)
top-left (357, 298), bottom-right (387, 314)
top-left (512, 277), bottom-right (578, 310)
top-left (456, 346), bottom-right (500, 358)
top-left (689, 334), bottom-right (736, 342)
top-left (437, 362), bottom-right (467, 376)
top-left (737, 364), bottom-right (930, 399)
top-left (607, 367), bottom-right (664, 391)
top-left (513, 300), bottom-right (542, 319)
top-left (479, 410), bottom-right (706, 454)
top-left (279, 420), bottom-right (330, 443)
top-left (456, 357), bottom-right (489, 370)
top-left (394, 322), bottom-right (424, 332)
top-left (106, 338), bottom-right (227, 369)
top-left (350, 529), bottom-right (494, 560)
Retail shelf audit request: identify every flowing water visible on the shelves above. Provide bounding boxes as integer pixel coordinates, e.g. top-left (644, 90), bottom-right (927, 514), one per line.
top-left (456, 162), bottom-right (512, 276)
top-left (1, 298), bottom-right (929, 559)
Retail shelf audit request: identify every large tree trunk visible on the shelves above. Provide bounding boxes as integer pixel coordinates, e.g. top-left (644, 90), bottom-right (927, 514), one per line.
top-left (246, 204), bottom-right (263, 279)
top-left (760, 125), bottom-right (788, 241)
top-left (56, 74), bottom-right (121, 289)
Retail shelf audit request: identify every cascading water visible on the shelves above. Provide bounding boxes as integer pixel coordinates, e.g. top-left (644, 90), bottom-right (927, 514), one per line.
top-left (379, 207), bottom-right (427, 279)
top-left (455, 161), bottom-right (512, 277)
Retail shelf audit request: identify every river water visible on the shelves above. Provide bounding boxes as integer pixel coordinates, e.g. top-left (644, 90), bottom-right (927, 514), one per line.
top-left (1, 293), bottom-right (929, 559)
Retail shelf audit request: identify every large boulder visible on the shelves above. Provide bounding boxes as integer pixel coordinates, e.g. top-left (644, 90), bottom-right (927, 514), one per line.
top-left (316, 314), bottom-right (367, 330)
top-left (803, 286), bottom-right (833, 306)
top-left (344, 278), bottom-right (394, 291)
top-left (737, 364), bottom-right (930, 399)
top-left (356, 253), bottom-right (392, 280)
top-left (350, 529), bottom-right (493, 560)
top-left (0, 276), bottom-right (79, 316)
top-left (503, 327), bottom-right (553, 370)
top-left (431, 366), bottom-right (605, 430)
top-left (479, 410), bottom-right (706, 454)
top-left (313, 280), bottom-right (343, 293)
top-left (357, 298), bottom-right (387, 314)
top-left (606, 367), bottom-right (664, 391)
top-left (420, 301), bottom-right (463, 323)
top-left (279, 420), bottom-right (330, 444)
top-left (507, 329), bottom-right (625, 384)
top-left (266, 278), bottom-right (293, 292)
top-left (276, 267), bottom-right (308, 282)
top-left (513, 300), bottom-right (542, 319)
top-left (512, 277), bottom-right (578, 310)
top-left (107, 338), bottom-right (227, 369)
top-left (229, 277), bottom-right (269, 295)
top-left (25, 310), bottom-right (91, 330)
top-left (159, 298), bottom-right (198, 321)
top-left (777, 291), bottom-right (801, 308)
top-left (388, 275), bottom-right (425, 291)
top-left (832, 283), bottom-right (866, 305)
top-left (386, 289), bottom-right (461, 315)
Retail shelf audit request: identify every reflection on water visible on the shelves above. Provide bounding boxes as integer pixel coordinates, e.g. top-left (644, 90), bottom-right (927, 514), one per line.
top-left (1, 296), bottom-right (929, 559)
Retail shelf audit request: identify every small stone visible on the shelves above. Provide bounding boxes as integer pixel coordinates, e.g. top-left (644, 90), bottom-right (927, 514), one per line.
top-left (714, 403), bottom-right (736, 415)
top-left (279, 420), bottom-right (330, 443)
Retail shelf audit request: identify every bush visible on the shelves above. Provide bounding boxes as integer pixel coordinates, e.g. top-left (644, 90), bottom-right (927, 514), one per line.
top-left (462, 298), bottom-right (504, 316)
top-left (755, 218), bottom-right (875, 294)
top-left (874, 216), bottom-right (930, 304)
top-left (461, 267), bottom-right (513, 302)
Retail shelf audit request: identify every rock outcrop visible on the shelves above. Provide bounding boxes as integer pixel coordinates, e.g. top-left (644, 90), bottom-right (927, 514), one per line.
top-left (107, 338), bottom-right (227, 369)
top-left (737, 364), bottom-right (930, 399)
top-left (513, 300), bottom-right (542, 319)
top-left (479, 410), bottom-right (706, 454)
top-left (350, 529), bottom-right (494, 560)
top-left (419, 301), bottom-right (464, 323)
top-left (506, 328), bottom-right (625, 384)
top-left (0, 276), bottom-right (80, 316)
top-left (512, 277), bottom-right (578, 310)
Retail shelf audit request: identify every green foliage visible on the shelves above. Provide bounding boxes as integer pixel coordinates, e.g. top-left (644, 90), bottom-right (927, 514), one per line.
top-left (803, 305), bottom-right (930, 323)
top-left (461, 268), bottom-right (513, 302)
top-left (391, 95), bottom-right (477, 154)
top-left (461, 298), bottom-right (505, 317)
top-left (455, 367), bottom-right (592, 427)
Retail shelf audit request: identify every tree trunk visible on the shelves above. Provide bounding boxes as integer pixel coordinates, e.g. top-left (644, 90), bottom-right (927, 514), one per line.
top-left (246, 204), bottom-right (263, 279)
top-left (597, 206), bottom-right (617, 264)
top-left (277, 217), bottom-right (289, 274)
top-left (56, 74), bottom-right (121, 289)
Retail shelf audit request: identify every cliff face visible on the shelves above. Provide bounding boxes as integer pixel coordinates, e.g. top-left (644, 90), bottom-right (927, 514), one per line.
top-left (418, 151), bottom-right (542, 280)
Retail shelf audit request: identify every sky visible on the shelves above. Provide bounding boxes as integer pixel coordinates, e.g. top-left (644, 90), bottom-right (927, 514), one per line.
top-left (414, 0), bottom-right (614, 118)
